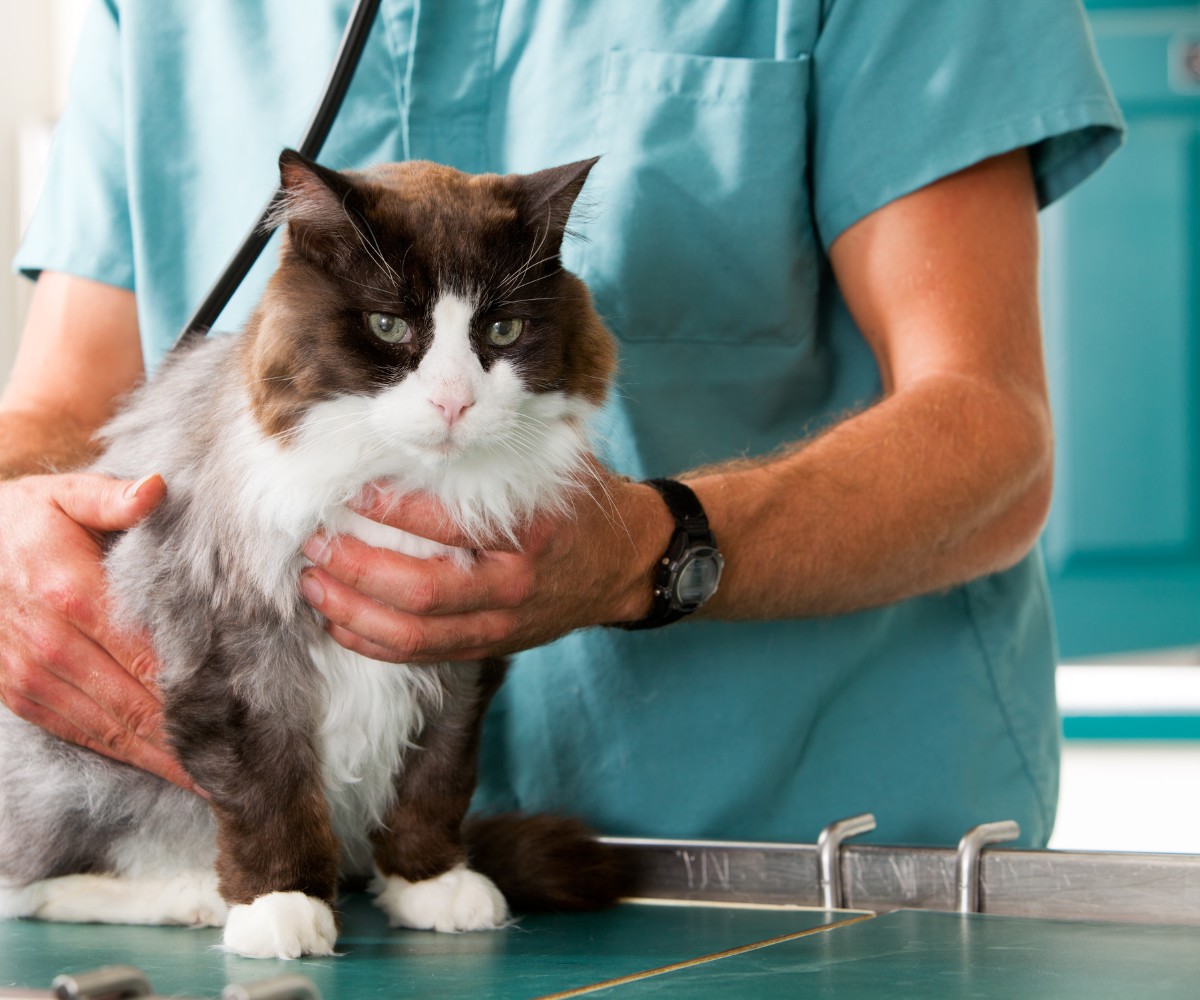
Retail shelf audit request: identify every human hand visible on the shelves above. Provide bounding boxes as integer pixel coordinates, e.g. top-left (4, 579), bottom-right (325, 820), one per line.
top-left (0, 472), bottom-right (198, 792)
top-left (299, 460), bottom-right (674, 662)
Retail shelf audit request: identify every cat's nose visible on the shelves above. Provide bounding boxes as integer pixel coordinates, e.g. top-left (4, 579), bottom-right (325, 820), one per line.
top-left (429, 391), bottom-right (475, 427)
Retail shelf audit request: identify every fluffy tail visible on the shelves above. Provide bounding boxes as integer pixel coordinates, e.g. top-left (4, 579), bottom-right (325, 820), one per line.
top-left (463, 814), bottom-right (634, 913)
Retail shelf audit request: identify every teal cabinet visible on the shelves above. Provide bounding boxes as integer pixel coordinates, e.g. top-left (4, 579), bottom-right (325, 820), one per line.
top-left (1042, 4), bottom-right (1200, 656)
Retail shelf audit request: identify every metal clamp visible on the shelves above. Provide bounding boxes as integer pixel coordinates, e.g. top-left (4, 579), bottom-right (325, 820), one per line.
top-left (817, 813), bottom-right (876, 909)
top-left (52, 967), bottom-right (153, 1000)
top-left (222, 976), bottom-right (323, 1000)
top-left (955, 820), bottom-right (1020, 913)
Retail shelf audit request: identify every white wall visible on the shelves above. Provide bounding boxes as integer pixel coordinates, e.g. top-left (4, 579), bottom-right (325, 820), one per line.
top-left (0, 0), bottom-right (86, 384)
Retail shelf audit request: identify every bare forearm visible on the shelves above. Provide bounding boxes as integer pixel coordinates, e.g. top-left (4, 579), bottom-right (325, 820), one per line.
top-left (0, 273), bottom-right (144, 481)
top-left (685, 373), bottom-right (1052, 620)
top-left (0, 410), bottom-right (99, 480)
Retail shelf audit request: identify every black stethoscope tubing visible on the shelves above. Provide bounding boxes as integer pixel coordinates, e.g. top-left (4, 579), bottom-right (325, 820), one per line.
top-left (173, 0), bottom-right (383, 351)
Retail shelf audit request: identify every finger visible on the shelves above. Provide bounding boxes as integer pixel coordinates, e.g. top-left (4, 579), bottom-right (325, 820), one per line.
top-left (304, 533), bottom-right (531, 616)
top-left (14, 670), bottom-right (198, 793)
top-left (350, 489), bottom-right (492, 550)
top-left (41, 546), bottom-right (164, 692)
top-left (324, 621), bottom-right (493, 664)
top-left (51, 472), bottom-right (166, 534)
top-left (321, 622), bottom-right (409, 663)
top-left (301, 567), bottom-right (513, 661)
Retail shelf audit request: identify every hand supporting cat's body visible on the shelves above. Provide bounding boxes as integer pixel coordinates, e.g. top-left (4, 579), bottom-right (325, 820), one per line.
top-left (0, 153), bottom-right (624, 959)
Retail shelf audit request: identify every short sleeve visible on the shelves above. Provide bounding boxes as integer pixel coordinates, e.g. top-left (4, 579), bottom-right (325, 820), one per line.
top-left (13, 0), bottom-right (135, 290)
top-left (811, 0), bottom-right (1125, 249)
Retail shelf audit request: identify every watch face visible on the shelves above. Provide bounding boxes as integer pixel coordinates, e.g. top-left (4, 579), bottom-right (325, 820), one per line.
top-left (672, 547), bottom-right (724, 610)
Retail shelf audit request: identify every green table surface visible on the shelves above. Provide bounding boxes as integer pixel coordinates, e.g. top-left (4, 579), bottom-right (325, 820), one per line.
top-left (0, 895), bottom-right (855, 999)
top-left (589, 909), bottom-right (1200, 999)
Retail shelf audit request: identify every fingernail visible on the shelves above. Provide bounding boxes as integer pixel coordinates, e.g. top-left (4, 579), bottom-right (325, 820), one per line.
top-left (303, 536), bottom-right (330, 567)
top-left (124, 473), bottom-right (160, 500)
top-left (300, 571), bottom-right (325, 605)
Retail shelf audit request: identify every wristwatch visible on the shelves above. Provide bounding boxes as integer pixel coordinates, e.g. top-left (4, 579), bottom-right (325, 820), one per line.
top-left (616, 478), bottom-right (724, 630)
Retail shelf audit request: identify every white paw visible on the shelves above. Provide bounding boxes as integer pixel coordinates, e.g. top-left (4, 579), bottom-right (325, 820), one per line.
top-left (159, 872), bottom-right (228, 927)
top-left (222, 892), bottom-right (337, 959)
top-left (373, 864), bottom-right (508, 932)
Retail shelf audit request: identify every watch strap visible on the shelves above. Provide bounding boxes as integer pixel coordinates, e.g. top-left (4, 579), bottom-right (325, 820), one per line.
top-left (645, 478), bottom-right (713, 543)
top-left (614, 478), bottom-right (718, 631)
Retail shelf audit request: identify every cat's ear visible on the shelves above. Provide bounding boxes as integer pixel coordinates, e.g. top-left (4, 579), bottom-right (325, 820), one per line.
top-left (271, 148), bottom-right (364, 269)
top-left (517, 156), bottom-right (600, 250)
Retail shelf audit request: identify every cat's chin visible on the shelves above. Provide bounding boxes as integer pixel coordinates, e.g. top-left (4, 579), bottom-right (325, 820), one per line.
top-left (405, 439), bottom-right (468, 470)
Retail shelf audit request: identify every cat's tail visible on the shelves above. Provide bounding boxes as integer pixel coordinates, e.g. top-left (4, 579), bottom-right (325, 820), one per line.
top-left (462, 813), bottom-right (634, 913)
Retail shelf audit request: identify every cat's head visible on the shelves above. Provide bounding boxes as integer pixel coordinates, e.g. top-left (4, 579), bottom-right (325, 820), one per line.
top-left (240, 150), bottom-right (616, 532)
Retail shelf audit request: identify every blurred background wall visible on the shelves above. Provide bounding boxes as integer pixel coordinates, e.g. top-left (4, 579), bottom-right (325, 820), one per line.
top-left (0, 0), bottom-right (85, 376)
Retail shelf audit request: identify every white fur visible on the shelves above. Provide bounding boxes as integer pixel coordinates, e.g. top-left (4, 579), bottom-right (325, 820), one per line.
top-left (223, 891), bottom-right (337, 959)
top-left (422, 293), bottom-right (482, 424)
top-left (372, 864), bottom-right (508, 932)
top-left (0, 871), bottom-right (226, 927)
top-left (309, 506), bottom-right (457, 873)
top-left (309, 636), bottom-right (442, 873)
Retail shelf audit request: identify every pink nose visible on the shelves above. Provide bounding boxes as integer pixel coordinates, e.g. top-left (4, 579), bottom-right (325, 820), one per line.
top-left (429, 392), bottom-right (474, 427)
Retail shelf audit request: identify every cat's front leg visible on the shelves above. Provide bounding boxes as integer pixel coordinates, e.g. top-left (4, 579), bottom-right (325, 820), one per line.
top-left (211, 792), bottom-right (340, 959)
top-left (168, 660), bottom-right (340, 959)
top-left (371, 658), bottom-right (509, 933)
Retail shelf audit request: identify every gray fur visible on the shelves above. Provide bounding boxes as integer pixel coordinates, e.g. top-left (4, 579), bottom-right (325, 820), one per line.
top-left (0, 335), bottom-right (310, 889)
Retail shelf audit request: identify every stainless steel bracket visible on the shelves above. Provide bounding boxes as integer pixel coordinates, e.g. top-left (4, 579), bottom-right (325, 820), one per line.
top-left (51, 967), bottom-right (152, 1000)
top-left (817, 813), bottom-right (877, 909)
top-left (222, 976), bottom-right (323, 1000)
top-left (32, 968), bottom-right (322, 1000)
top-left (955, 820), bottom-right (1021, 913)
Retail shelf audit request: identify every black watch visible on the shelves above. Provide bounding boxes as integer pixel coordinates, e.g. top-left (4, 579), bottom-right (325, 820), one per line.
top-left (615, 478), bottom-right (724, 631)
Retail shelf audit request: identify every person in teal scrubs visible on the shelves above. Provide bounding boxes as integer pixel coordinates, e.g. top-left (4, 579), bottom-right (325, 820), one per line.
top-left (2, 2), bottom-right (1122, 846)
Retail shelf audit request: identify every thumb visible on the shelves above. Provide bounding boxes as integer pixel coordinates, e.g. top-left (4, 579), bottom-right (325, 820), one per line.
top-left (52, 472), bottom-right (167, 533)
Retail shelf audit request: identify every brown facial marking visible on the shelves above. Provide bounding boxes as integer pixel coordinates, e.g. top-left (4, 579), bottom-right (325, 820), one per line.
top-left (240, 153), bottom-right (616, 441)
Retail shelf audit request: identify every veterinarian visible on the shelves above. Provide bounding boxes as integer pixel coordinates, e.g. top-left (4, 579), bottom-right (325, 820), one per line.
top-left (0, 1), bottom-right (1121, 846)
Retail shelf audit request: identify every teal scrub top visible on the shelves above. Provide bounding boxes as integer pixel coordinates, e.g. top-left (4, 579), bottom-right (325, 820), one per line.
top-left (16, 1), bottom-right (1123, 847)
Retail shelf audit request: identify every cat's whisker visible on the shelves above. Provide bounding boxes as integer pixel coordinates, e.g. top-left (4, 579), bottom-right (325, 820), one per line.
top-left (495, 216), bottom-right (557, 296)
top-left (499, 221), bottom-right (551, 293)
top-left (494, 296), bottom-right (557, 307)
top-left (497, 254), bottom-right (561, 297)
top-left (338, 273), bottom-right (401, 298)
top-left (246, 374), bottom-right (298, 386)
top-left (571, 463), bottom-right (636, 549)
top-left (340, 192), bottom-right (403, 291)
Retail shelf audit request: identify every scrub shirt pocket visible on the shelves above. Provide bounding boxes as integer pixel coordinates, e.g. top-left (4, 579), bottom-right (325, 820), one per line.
top-left (578, 50), bottom-right (815, 347)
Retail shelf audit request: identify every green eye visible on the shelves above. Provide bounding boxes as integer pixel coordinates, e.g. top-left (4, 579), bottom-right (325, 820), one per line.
top-left (367, 312), bottom-right (411, 344)
top-left (487, 318), bottom-right (524, 347)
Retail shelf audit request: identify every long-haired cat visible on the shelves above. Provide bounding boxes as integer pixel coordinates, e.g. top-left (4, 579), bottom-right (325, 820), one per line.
top-left (0, 151), bottom-right (625, 959)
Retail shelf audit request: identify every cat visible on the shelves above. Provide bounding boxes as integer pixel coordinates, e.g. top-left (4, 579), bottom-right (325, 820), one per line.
top-left (0, 150), bottom-right (626, 959)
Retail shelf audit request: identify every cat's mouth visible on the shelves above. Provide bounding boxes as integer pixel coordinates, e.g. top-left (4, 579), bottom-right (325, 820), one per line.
top-left (413, 431), bottom-right (466, 461)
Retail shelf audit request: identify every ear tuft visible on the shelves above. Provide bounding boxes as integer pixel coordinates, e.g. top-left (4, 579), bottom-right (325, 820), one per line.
top-left (268, 149), bottom-right (362, 268)
top-left (517, 156), bottom-right (601, 250)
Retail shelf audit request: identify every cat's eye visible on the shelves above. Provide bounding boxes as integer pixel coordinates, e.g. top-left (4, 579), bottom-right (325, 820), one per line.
top-left (367, 312), bottom-right (411, 344)
top-left (487, 318), bottom-right (524, 347)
